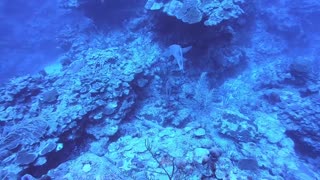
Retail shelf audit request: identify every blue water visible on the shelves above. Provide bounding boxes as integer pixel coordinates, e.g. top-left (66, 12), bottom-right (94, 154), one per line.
top-left (0, 0), bottom-right (319, 179)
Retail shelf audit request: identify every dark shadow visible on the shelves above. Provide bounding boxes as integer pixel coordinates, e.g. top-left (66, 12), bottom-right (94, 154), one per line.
top-left (79, 0), bottom-right (144, 29)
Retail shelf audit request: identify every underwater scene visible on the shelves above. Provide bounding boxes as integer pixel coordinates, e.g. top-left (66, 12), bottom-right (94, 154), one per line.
top-left (0, 0), bottom-right (320, 179)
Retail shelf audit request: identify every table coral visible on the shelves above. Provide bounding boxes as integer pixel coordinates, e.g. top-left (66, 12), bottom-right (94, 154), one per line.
top-left (145, 0), bottom-right (245, 26)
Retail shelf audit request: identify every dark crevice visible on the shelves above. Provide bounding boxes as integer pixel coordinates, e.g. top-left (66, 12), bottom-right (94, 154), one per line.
top-left (19, 121), bottom-right (92, 178)
top-left (286, 130), bottom-right (320, 158)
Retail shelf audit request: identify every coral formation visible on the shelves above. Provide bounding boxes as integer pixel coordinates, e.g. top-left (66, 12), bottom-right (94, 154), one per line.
top-left (0, 0), bottom-right (320, 179)
top-left (145, 0), bottom-right (245, 25)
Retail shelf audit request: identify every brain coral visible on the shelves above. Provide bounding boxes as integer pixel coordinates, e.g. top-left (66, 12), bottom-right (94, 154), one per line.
top-left (145, 0), bottom-right (245, 26)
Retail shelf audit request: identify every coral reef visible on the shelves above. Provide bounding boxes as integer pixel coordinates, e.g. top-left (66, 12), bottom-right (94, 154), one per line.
top-left (145, 0), bottom-right (245, 26)
top-left (0, 0), bottom-right (320, 179)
